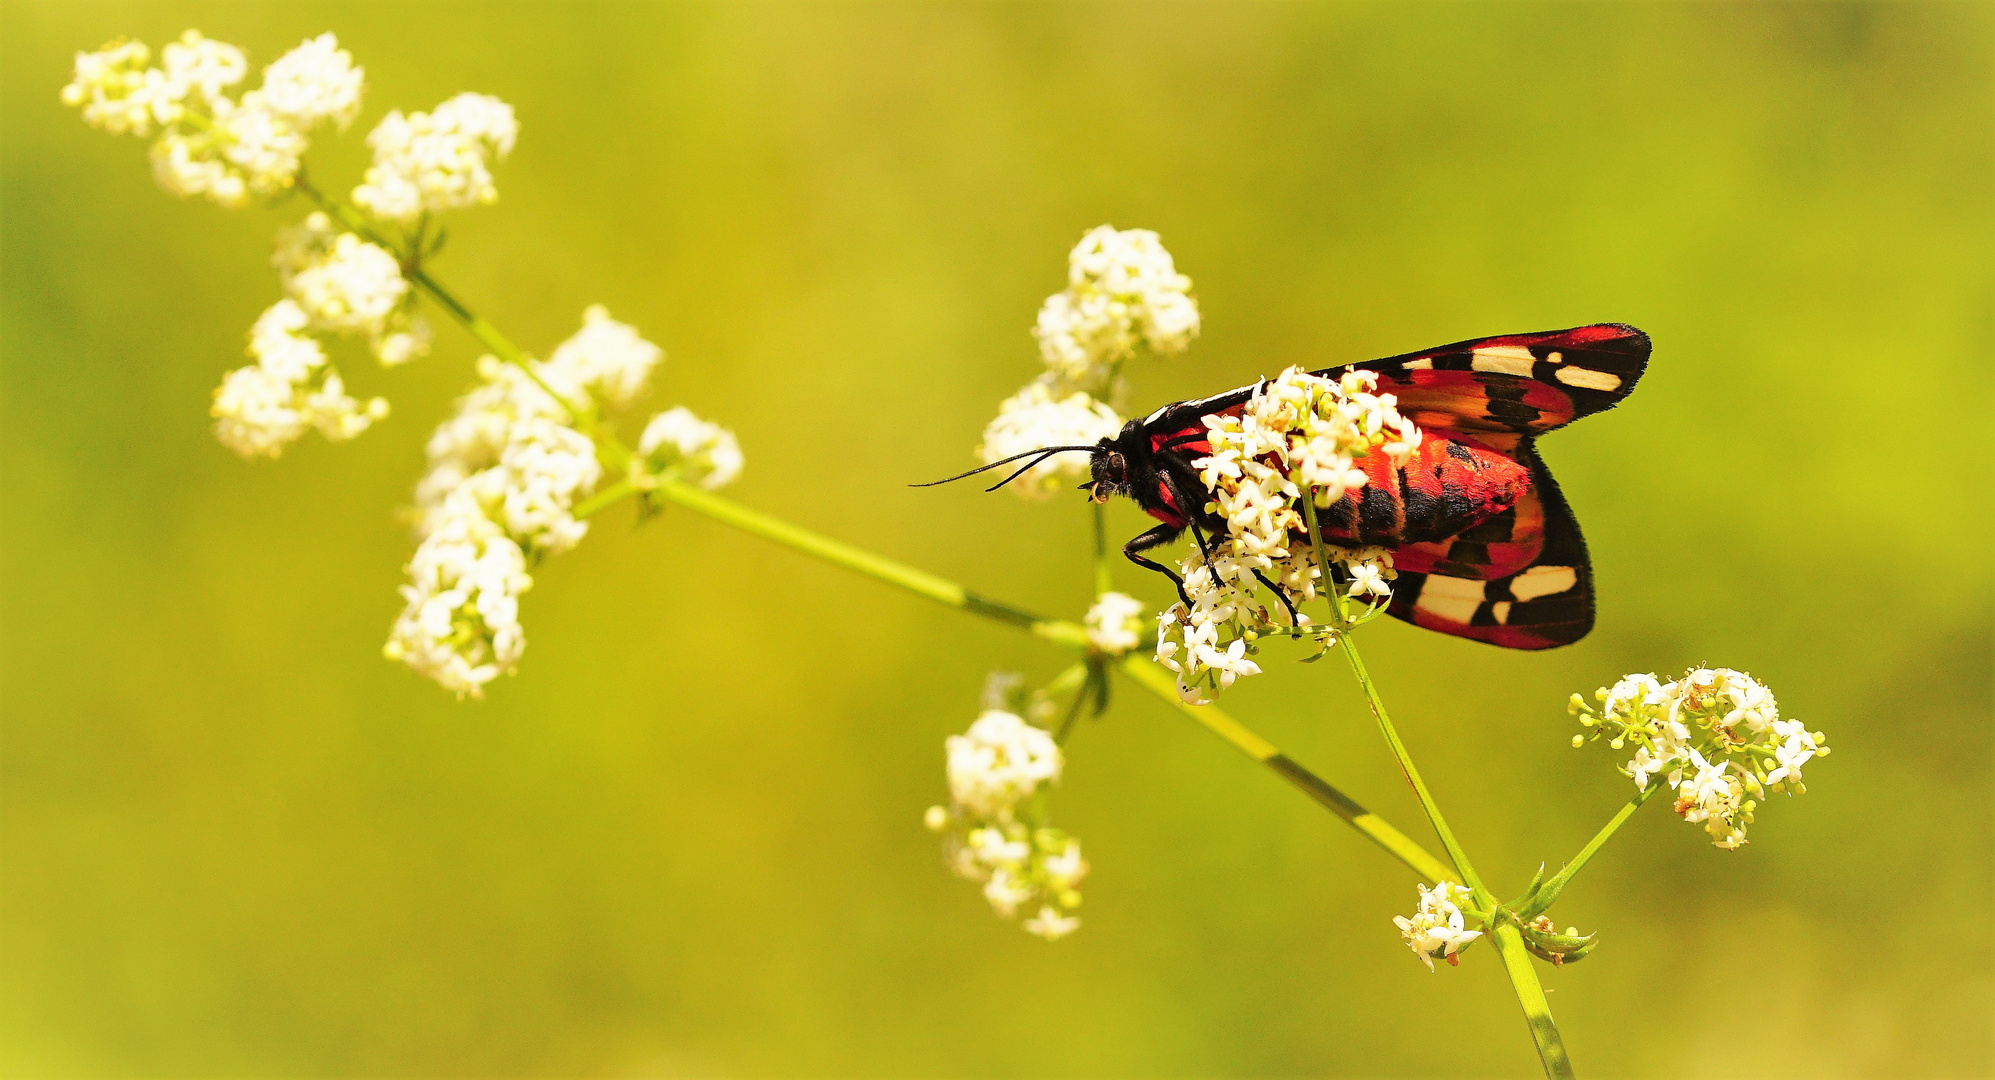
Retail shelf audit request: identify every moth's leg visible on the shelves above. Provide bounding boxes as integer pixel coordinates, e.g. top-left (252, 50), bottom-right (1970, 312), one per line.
top-left (1163, 469), bottom-right (1222, 567)
top-left (1123, 522), bottom-right (1190, 607)
top-left (1250, 567), bottom-right (1301, 625)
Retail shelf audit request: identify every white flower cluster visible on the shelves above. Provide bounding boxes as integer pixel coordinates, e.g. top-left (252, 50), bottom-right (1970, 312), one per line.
top-left (207, 212), bottom-right (430, 459)
top-left (977, 381), bottom-right (1122, 499)
top-left (1033, 225), bottom-right (1199, 392)
top-left (1393, 881), bottom-right (1483, 971)
top-left (925, 708), bottom-right (1088, 940)
top-left (1083, 591), bottom-right (1146, 655)
top-left (352, 93), bottom-right (518, 226)
top-left (62, 31), bottom-right (362, 208)
top-left (1571, 668), bottom-right (1829, 850)
top-left (210, 300), bottom-right (388, 459)
top-left (976, 226), bottom-right (1198, 499)
top-left (273, 212), bottom-right (429, 365)
top-left (1153, 367), bottom-right (1419, 703)
top-left (386, 307), bottom-right (670, 697)
top-left (635, 408), bottom-right (743, 492)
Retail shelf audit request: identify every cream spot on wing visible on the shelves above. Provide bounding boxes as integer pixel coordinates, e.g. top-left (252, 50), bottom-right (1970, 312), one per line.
top-left (1554, 366), bottom-right (1621, 391)
top-left (1404, 358), bottom-right (1434, 370)
top-left (1416, 575), bottom-right (1485, 624)
top-left (1490, 600), bottom-right (1513, 624)
top-left (1510, 565), bottom-right (1578, 602)
top-left (1547, 351), bottom-right (1563, 364)
top-left (1471, 346), bottom-right (1537, 376)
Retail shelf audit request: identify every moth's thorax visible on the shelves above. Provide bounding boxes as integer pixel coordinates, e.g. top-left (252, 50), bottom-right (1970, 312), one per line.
top-left (1317, 436), bottom-right (1531, 546)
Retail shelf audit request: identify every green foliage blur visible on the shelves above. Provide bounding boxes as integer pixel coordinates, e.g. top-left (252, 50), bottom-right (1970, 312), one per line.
top-left (4, 2), bottom-right (1990, 1076)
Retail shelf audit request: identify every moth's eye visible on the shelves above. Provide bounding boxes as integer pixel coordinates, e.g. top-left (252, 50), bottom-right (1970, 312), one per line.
top-left (1107, 452), bottom-right (1127, 483)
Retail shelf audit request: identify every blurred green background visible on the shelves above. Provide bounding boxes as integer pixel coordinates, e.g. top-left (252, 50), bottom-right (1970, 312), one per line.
top-left (3, 2), bottom-right (1990, 1076)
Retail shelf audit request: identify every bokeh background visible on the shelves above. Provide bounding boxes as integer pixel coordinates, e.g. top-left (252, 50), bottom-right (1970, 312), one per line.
top-left (4, 2), bottom-right (1990, 1076)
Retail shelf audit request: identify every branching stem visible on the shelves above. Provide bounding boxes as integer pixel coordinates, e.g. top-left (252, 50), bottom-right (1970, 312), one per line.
top-left (1300, 489), bottom-right (1572, 1080)
top-left (1533, 780), bottom-right (1663, 911)
top-left (334, 214), bottom-right (1541, 1074)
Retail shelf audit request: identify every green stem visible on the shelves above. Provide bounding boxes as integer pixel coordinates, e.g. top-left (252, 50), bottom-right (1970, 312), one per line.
top-left (1091, 500), bottom-right (1114, 597)
top-left (1116, 657), bottom-right (1453, 883)
top-left (1340, 633), bottom-right (1572, 1079)
top-left (650, 479), bottom-right (1089, 651)
top-left (1336, 637), bottom-right (1488, 895)
top-left (1300, 489), bottom-right (1571, 1079)
top-left (1526, 780), bottom-right (1662, 916)
top-left (1490, 924), bottom-right (1573, 1079)
top-left (293, 177), bottom-right (605, 442)
top-left (608, 481), bottom-right (1453, 880)
top-left (1300, 493), bottom-right (1481, 889)
top-left (573, 479), bottom-right (637, 520)
top-left (642, 482), bottom-right (1450, 877)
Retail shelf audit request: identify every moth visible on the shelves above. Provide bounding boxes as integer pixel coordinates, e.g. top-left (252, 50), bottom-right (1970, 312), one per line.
top-left (923, 324), bottom-right (1650, 649)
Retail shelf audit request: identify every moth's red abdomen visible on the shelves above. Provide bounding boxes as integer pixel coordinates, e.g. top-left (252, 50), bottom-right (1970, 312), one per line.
top-left (1317, 436), bottom-right (1530, 547)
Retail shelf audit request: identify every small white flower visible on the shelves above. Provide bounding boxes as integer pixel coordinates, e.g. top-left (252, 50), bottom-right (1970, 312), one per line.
top-left (929, 699), bottom-right (1090, 939)
top-left (383, 508), bottom-right (532, 698)
top-left (637, 407), bottom-right (743, 492)
top-left (1023, 905), bottom-right (1081, 941)
top-left (1150, 368), bottom-right (1423, 702)
top-left (159, 30), bottom-right (246, 106)
top-left (210, 299), bottom-right (387, 458)
top-left (273, 213), bottom-right (409, 337)
top-left (1346, 559), bottom-right (1391, 601)
top-left (256, 33), bottom-right (362, 129)
top-left (1393, 881), bottom-right (1482, 971)
top-left (945, 710), bottom-right (1062, 819)
top-left (389, 308), bottom-right (680, 693)
top-left (544, 305), bottom-right (662, 410)
top-left (62, 39), bottom-right (174, 136)
top-left (1765, 719), bottom-right (1819, 790)
top-left (982, 869), bottom-right (1035, 918)
top-left (372, 316), bottom-right (432, 367)
top-left (1083, 592), bottom-right (1145, 655)
top-left (352, 92), bottom-right (518, 225)
top-left (65, 30), bottom-right (356, 209)
top-left (1040, 840), bottom-right (1088, 890)
top-left (1032, 226), bottom-right (1199, 391)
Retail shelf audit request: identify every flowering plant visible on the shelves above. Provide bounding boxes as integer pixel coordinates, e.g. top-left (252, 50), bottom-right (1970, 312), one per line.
top-left (66, 30), bottom-right (1832, 1079)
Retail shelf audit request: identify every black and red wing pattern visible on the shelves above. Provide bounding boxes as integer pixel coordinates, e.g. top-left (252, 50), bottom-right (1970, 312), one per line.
top-left (1141, 323), bottom-right (1649, 450)
top-left (1323, 323), bottom-right (1650, 454)
top-left (1384, 448), bottom-right (1593, 649)
top-left (1133, 324), bottom-right (1644, 649)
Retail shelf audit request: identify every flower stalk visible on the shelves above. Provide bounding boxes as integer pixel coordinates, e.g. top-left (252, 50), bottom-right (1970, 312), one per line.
top-left (1300, 491), bottom-right (1572, 1079)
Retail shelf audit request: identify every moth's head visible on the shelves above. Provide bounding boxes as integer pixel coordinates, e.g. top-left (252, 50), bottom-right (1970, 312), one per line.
top-left (1082, 440), bottom-right (1130, 504)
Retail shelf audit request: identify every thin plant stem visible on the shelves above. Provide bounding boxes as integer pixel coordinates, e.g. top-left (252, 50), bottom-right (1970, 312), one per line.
top-left (1299, 493), bottom-right (1484, 888)
top-left (292, 177), bottom-right (604, 441)
top-left (1091, 500), bottom-right (1114, 596)
top-left (1300, 489), bottom-right (1572, 1080)
top-left (634, 480), bottom-right (1453, 880)
top-left (1489, 925), bottom-right (1573, 1079)
top-left (1115, 657), bottom-right (1454, 883)
top-left (649, 479), bottom-right (1087, 649)
top-left (1531, 780), bottom-right (1663, 910)
top-left (573, 479), bottom-right (636, 520)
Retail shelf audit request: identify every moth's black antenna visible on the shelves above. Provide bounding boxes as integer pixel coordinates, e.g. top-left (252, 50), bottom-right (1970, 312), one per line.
top-left (981, 448), bottom-right (1082, 492)
top-left (909, 445), bottom-right (1099, 489)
